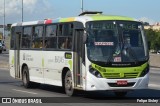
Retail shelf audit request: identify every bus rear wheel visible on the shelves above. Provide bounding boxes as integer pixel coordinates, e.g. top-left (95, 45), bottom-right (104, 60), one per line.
top-left (64, 71), bottom-right (76, 96)
top-left (22, 66), bottom-right (32, 88)
top-left (114, 91), bottom-right (127, 97)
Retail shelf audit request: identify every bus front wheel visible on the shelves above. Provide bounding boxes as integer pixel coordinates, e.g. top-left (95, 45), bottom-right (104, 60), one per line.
top-left (64, 71), bottom-right (76, 96)
top-left (22, 66), bottom-right (32, 88)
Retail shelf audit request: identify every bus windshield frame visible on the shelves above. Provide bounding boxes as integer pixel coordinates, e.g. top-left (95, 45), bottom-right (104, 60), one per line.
top-left (86, 20), bottom-right (149, 67)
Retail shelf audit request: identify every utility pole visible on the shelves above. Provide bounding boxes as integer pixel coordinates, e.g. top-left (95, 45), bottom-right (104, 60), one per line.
top-left (3, 0), bottom-right (5, 42)
top-left (81, 0), bottom-right (84, 13)
top-left (22, 0), bottom-right (23, 22)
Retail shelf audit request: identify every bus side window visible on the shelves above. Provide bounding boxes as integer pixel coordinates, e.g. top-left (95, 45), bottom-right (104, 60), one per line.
top-left (10, 27), bottom-right (15, 49)
top-left (32, 26), bottom-right (43, 49)
top-left (58, 24), bottom-right (63, 36)
top-left (58, 23), bottom-right (73, 50)
top-left (59, 37), bottom-right (72, 49)
top-left (45, 24), bottom-right (57, 49)
top-left (22, 27), bottom-right (32, 49)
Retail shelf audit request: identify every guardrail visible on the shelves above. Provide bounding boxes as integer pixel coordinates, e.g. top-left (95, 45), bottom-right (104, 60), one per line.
top-left (150, 54), bottom-right (160, 68)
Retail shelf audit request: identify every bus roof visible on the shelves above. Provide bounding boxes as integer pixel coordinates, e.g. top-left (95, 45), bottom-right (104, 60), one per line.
top-left (12, 14), bottom-right (136, 27)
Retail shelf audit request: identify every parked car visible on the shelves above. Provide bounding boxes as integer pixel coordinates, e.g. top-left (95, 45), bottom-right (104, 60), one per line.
top-left (150, 49), bottom-right (157, 54)
top-left (0, 43), bottom-right (2, 53)
top-left (157, 50), bottom-right (160, 54)
top-left (2, 43), bottom-right (6, 51)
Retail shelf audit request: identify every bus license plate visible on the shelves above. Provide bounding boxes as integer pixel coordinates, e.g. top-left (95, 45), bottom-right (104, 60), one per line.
top-left (117, 80), bottom-right (128, 85)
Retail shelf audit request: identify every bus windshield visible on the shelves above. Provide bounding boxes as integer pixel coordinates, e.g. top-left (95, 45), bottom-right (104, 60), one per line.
top-left (86, 21), bottom-right (148, 64)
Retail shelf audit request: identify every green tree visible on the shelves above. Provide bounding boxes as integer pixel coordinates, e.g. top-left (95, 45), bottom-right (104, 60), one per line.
top-left (145, 29), bottom-right (160, 51)
top-left (156, 31), bottom-right (160, 50)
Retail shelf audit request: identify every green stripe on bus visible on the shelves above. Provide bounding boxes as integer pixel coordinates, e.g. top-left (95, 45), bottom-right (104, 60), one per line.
top-left (12, 56), bottom-right (14, 65)
top-left (91, 62), bottom-right (148, 79)
top-left (59, 17), bottom-right (75, 22)
top-left (68, 60), bottom-right (73, 71)
top-left (90, 15), bottom-right (134, 21)
top-left (42, 57), bottom-right (44, 67)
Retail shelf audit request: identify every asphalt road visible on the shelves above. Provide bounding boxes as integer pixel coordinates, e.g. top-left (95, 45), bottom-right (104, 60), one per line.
top-left (0, 51), bottom-right (9, 61)
top-left (0, 51), bottom-right (9, 68)
top-left (0, 68), bottom-right (159, 105)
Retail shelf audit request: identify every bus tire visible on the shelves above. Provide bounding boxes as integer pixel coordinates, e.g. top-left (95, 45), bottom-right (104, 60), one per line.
top-left (114, 91), bottom-right (127, 97)
top-left (22, 66), bottom-right (32, 88)
top-left (0, 50), bottom-right (2, 54)
top-left (64, 71), bottom-right (76, 96)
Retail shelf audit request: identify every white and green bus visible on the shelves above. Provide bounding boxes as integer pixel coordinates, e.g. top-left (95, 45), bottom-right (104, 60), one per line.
top-left (9, 12), bottom-right (149, 97)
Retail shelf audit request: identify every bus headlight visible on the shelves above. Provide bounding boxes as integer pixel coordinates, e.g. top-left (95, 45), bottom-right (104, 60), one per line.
top-left (140, 64), bottom-right (149, 77)
top-left (89, 67), bottom-right (103, 78)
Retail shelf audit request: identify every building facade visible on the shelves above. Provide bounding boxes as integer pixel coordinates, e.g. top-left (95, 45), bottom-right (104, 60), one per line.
top-left (144, 23), bottom-right (160, 31)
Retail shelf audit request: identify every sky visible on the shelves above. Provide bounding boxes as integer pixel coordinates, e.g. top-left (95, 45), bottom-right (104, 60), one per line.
top-left (0, 0), bottom-right (160, 25)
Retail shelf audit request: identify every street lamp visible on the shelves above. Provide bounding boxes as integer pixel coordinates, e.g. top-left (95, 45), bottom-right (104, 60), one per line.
top-left (3, 0), bottom-right (5, 42)
top-left (22, 0), bottom-right (23, 22)
top-left (81, 0), bottom-right (84, 13)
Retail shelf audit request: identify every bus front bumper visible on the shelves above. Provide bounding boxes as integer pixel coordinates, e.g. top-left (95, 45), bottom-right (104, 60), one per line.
top-left (85, 73), bottom-right (149, 91)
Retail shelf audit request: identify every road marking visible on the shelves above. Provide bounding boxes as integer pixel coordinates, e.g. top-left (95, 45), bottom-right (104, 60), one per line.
top-left (149, 84), bottom-right (160, 88)
top-left (12, 89), bottom-right (37, 95)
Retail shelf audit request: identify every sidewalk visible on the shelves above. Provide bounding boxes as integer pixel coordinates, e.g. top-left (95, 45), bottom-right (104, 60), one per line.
top-left (0, 61), bottom-right (9, 69)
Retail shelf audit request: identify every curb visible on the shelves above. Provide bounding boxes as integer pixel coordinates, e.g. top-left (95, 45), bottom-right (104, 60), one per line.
top-left (150, 67), bottom-right (160, 70)
top-left (150, 66), bottom-right (160, 68)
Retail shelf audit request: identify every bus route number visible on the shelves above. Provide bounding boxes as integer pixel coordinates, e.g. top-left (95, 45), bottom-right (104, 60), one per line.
top-left (55, 56), bottom-right (64, 63)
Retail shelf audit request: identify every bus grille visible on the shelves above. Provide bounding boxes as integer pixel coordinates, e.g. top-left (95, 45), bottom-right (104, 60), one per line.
top-left (103, 72), bottom-right (139, 79)
top-left (124, 73), bottom-right (139, 78)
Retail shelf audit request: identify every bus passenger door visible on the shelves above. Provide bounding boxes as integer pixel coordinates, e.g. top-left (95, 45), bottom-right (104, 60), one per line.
top-left (73, 29), bottom-right (84, 88)
top-left (14, 26), bottom-right (22, 79)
